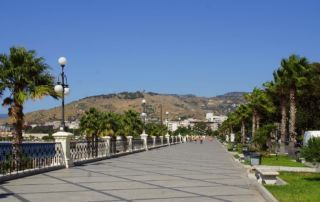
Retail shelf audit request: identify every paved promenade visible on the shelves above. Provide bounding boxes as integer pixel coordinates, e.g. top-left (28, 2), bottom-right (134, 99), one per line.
top-left (0, 140), bottom-right (265, 202)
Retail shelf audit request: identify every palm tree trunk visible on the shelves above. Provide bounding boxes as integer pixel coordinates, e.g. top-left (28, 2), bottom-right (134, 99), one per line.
top-left (241, 119), bottom-right (245, 144)
top-left (12, 102), bottom-right (24, 171)
top-left (288, 87), bottom-right (297, 156)
top-left (94, 135), bottom-right (98, 157)
top-left (91, 135), bottom-right (95, 157)
top-left (280, 97), bottom-right (287, 154)
top-left (289, 88), bottom-right (297, 142)
top-left (256, 115), bottom-right (260, 130)
top-left (252, 109), bottom-right (257, 139)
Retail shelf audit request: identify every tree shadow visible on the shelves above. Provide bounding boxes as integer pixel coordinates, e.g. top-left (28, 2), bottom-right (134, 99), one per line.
top-left (0, 193), bottom-right (14, 199)
top-left (304, 177), bottom-right (320, 182)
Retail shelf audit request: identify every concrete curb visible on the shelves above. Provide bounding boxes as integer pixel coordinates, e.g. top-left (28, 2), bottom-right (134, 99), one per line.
top-left (216, 140), bottom-right (278, 202)
top-left (254, 165), bottom-right (320, 173)
top-left (250, 178), bottom-right (278, 202)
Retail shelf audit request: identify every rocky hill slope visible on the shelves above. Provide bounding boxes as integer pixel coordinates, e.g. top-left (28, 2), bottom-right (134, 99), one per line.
top-left (1, 91), bottom-right (246, 124)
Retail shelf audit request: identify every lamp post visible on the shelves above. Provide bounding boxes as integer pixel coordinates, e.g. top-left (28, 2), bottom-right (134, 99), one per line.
top-left (54, 57), bottom-right (70, 131)
top-left (178, 116), bottom-right (181, 136)
top-left (165, 111), bottom-right (169, 135)
top-left (141, 99), bottom-right (146, 134)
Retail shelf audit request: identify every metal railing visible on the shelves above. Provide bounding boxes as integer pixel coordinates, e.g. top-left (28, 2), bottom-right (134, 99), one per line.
top-left (115, 140), bottom-right (128, 154)
top-left (156, 137), bottom-right (162, 146)
top-left (163, 137), bottom-right (168, 145)
top-left (70, 140), bottom-right (107, 163)
top-left (132, 139), bottom-right (144, 151)
top-left (0, 135), bottom-right (183, 181)
top-left (0, 142), bottom-right (64, 176)
top-left (147, 137), bottom-right (154, 148)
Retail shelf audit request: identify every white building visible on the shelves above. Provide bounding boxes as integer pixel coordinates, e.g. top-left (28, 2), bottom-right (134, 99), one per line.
top-left (67, 120), bottom-right (80, 129)
top-left (206, 113), bottom-right (227, 131)
top-left (44, 121), bottom-right (61, 129)
top-left (167, 121), bottom-right (179, 132)
top-left (23, 133), bottom-right (49, 139)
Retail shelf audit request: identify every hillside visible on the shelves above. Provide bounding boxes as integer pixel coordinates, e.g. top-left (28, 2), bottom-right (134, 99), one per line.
top-left (0, 91), bottom-right (246, 124)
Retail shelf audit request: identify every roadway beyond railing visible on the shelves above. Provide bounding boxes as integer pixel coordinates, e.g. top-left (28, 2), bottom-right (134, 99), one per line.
top-left (0, 134), bottom-right (184, 182)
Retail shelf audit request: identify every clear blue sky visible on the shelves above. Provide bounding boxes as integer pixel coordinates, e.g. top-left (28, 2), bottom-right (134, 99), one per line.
top-left (1, 0), bottom-right (320, 113)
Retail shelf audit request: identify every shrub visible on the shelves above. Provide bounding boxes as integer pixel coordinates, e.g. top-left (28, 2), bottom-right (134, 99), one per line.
top-left (301, 137), bottom-right (320, 165)
top-left (227, 142), bottom-right (234, 151)
top-left (253, 124), bottom-right (276, 151)
top-left (236, 144), bottom-right (243, 154)
top-left (218, 134), bottom-right (226, 142)
top-left (42, 135), bottom-right (55, 141)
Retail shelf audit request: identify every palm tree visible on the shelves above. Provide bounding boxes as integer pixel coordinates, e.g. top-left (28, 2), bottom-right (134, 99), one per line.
top-left (0, 47), bottom-right (56, 166)
top-left (223, 112), bottom-right (238, 142)
top-left (122, 110), bottom-right (143, 138)
top-left (280, 55), bottom-right (310, 150)
top-left (244, 88), bottom-right (274, 140)
top-left (264, 73), bottom-right (288, 153)
top-left (80, 108), bottom-right (105, 156)
top-left (234, 104), bottom-right (251, 144)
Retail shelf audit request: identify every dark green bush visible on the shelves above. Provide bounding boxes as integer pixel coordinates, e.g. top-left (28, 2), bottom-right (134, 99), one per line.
top-left (227, 142), bottom-right (234, 151)
top-left (301, 137), bottom-right (320, 164)
top-left (254, 124), bottom-right (276, 151)
top-left (236, 144), bottom-right (243, 153)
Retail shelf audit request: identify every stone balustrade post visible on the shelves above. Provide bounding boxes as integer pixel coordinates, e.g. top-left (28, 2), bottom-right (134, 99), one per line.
top-left (178, 134), bottom-right (182, 143)
top-left (171, 136), bottom-right (175, 144)
top-left (101, 136), bottom-right (111, 157)
top-left (53, 131), bottom-right (74, 168)
top-left (127, 136), bottom-right (133, 152)
top-left (183, 136), bottom-right (187, 143)
top-left (160, 136), bottom-right (164, 145)
top-left (165, 134), bottom-right (170, 146)
top-left (152, 136), bottom-right (156, 147)
top-left (140, 132), bottom-right (148, 150)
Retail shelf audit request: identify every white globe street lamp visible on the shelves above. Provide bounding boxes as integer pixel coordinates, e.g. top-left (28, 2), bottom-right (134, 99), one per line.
top-left (64, 87), bottom-right (70, 95)
top-left (54, 56), bottom-right (70, 131)
top-left (58, 57), bottom-right (67, 66)
top-left (54, 84), bottom-right (63, 94)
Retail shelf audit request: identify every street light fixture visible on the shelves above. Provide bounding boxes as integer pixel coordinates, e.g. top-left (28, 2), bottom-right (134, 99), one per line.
top-left (54, 56), bottom-right (70, 131)
top-left (165, 111), bottom-right (169, 135)
top-left (141, 99), bottom-right (147, 134)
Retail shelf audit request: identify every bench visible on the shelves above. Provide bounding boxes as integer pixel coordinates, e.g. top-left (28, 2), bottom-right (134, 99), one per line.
top-left (255, 168), bottom-right (279, 185)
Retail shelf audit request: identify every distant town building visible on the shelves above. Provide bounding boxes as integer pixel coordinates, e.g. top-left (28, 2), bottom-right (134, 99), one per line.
top-left (167, 121), bottom-right (179, 132)
top-left (205, 113), bottom-right (227, 131)
top-left (23, 133), bottom-right (49, 139)
top-left (67, 120), bottom-right (80, 130)
top-left (44, 121), bottom-right (61, 130)
top-left (0, 124), bottom-right (13, 137)
top-left (163, 114), bottom-right (226, 132)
